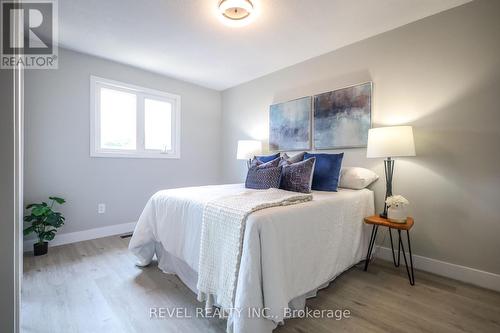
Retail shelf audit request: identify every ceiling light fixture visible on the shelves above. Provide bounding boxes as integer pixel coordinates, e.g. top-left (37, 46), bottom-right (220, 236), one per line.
top-left (218, 0), bottom-right (254, 21)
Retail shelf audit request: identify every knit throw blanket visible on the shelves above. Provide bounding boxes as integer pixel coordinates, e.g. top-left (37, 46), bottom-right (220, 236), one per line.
top-left (197, 188), bottom-right (313, 310)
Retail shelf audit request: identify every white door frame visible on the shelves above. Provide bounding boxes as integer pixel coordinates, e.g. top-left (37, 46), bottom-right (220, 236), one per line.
top-left (12, 1), bottom-right (24, 330)
top-left (13, 62), bottom-right (23, 333)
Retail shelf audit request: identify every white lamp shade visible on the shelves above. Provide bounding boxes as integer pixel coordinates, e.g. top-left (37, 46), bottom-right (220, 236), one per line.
top-left (367, 126), bottom-right (416, 158)
top-left (236, 140), bottom-right (262, 160)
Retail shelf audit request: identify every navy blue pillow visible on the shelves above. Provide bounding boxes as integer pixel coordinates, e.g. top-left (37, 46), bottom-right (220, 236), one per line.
top-left (304, 153), bottom-right (344, 191)
top-left (255, 153), bottom-right (280, 163)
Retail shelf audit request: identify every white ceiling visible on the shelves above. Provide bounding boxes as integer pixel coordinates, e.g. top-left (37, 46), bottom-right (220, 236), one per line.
top-left (58, 0), bottom-right (470, 90)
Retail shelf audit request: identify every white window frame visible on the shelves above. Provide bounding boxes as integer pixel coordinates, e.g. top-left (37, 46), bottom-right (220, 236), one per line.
top-left (90, 75), bottom-right (181, 159)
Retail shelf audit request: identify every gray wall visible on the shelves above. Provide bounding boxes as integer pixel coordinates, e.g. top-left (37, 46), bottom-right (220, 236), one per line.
top-left (221, 0), bottom-right (500, 274)
top-left (25, 48), bottom-right (222, 234)
top-left (0, 69), bottom-right (16, 331)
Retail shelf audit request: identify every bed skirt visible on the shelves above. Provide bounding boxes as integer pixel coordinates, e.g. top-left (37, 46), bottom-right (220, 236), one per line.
top-left (153, 242), bottom-right (357, 329)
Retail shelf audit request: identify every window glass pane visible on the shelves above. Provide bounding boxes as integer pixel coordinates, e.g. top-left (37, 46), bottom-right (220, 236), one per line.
top-left (145, 98), bottom-right (172, 151)
top-left (100, 87), bottom-right (137, 150)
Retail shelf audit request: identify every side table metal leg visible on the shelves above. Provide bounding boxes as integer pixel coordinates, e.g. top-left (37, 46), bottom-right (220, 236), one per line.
top-left (398, 230), bottom-right (414, 286)
top-left (397, 230), bottom-right (401, 267)
top-left (407, 230), bottom-right (415, 285)
top-left (389, 228), bottom-right (397, 267)
top-left (364, 225), bottom-right (378, 271)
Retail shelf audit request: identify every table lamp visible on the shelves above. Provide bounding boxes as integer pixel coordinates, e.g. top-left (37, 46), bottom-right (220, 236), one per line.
top-left (236, 140), bottom-right (262, 168)
top-left (367, 126), bottom-right (416, 218)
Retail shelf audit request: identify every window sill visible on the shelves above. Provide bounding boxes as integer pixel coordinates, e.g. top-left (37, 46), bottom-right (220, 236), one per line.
top-left (90, 151), bottom-right (180, 159)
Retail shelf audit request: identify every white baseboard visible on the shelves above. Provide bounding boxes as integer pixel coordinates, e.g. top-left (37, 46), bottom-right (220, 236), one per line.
top-left (23, 222), bottom-right (136, 252)
top-left (375, 246), bottom-right (500, 292)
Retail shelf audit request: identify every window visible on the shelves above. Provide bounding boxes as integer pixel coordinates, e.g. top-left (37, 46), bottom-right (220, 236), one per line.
top-left (90, 76), bottom-right (180, 158)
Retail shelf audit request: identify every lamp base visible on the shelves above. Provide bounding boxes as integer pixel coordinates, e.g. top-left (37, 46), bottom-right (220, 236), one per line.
top-left (382, 157), bottom-right (394, 220)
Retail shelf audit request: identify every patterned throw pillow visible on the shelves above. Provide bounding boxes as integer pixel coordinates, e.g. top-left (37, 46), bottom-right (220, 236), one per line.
top-left (245, 165), bottom-right (282, 189)
top-left (282, 152), bottom-right (306, 164)
top-left (280, 157), bottom-right (316, 193)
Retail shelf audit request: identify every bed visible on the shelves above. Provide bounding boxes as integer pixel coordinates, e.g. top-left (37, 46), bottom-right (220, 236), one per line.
top-left (129, 183), bottom-right (374, 333)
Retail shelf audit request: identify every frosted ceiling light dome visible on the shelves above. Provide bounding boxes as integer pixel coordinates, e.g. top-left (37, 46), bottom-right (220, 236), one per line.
top-left (219, 0), bottom-right (254, 21)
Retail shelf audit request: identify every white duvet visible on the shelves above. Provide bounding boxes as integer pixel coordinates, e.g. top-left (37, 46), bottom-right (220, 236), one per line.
top-left (129, 184), bottom-right (374, 333)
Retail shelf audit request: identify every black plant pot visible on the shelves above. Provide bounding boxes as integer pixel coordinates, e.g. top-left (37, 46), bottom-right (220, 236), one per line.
top-left (33, 242), bottom-right (48, 256)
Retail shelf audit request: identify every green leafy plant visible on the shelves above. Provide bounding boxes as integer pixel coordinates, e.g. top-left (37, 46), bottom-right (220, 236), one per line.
top-left (24, 196), bottom-right (66, 244)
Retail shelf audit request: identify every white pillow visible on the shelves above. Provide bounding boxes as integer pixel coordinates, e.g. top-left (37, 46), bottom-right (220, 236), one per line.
top-left (339, 167), bottom-right (379, 190)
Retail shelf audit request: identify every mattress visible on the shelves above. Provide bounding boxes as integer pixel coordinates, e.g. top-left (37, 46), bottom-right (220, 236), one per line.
top-left (129, 183), bottom-right (374, 333)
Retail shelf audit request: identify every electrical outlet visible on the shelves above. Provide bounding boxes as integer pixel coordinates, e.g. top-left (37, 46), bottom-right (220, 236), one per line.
top-left (98, 203), bottom-right (106, 214)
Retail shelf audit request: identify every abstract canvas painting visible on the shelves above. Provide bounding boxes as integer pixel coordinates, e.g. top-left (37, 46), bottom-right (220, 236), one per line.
top-left (269, 96), bottom-right (311, 151)
top-left (313, 82), bottom-right (372, 149)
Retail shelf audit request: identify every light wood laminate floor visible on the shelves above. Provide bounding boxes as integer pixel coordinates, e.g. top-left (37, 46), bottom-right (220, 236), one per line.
top-left (22, 235), bottom-right (500, 333)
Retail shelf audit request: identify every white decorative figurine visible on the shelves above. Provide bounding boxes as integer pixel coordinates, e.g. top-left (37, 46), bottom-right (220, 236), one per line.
top-left (385, 195), bottom-right (409, 223)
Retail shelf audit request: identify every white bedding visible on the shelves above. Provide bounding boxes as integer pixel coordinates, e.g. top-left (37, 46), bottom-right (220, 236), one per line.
top-left (129, 184), bottom-right (374, 333)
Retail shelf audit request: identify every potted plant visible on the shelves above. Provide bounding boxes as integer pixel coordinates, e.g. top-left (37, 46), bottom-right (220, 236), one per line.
top-left (385, 195), bottom-right (409, 223)
top-left (23, 196), bottom-right (66, 256)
